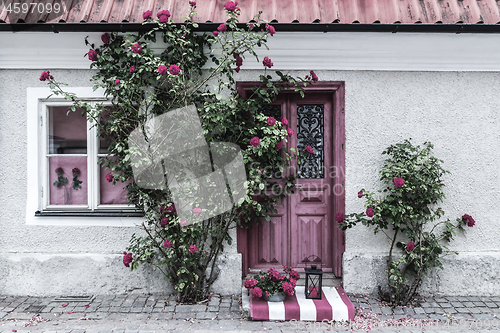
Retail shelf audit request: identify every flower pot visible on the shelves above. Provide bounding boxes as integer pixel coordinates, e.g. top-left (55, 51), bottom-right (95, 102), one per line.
top-left (263, 292), bottom-right (286, 302)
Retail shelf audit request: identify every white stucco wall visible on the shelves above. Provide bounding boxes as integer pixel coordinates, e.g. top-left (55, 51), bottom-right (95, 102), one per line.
top-left (0, 69), bottom-right (241, 296)
top-left (1, 30), bottom-right (499, 297)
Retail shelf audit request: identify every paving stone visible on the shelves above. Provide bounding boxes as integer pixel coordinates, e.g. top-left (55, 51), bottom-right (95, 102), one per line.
top-left (380, 307), bottom-right (393, 315)
top-left (485, 302), bottom-right (498, 308)
top-left (207, 306), bottom-right (219, 312)
top-left (393, 307), bottom-right (405, 315)
top-left (472, 313), bottom-right (497, 320)
top-left (408, 313), bottom-right (429, 319)
top-left (195, 311), bottom-right (217, 319)
top-left (172, 312), bottom-right (194, 319)
top-left (403, 307), bottom-right (415, 315)
top-left (468, 296), bottom-right (482, 302)
top-left (129, 308), bottom-right (143, 313)
top-left (442, 308), bottom-right (458, 314)
top-left (414, 307), bottom-right (426, 314)
top-left (435, 298), bottom-right (448, 303)
top-left (174, 304), bottom-right (206, 312)
top-left (451, 301), bottom-right (465, 307)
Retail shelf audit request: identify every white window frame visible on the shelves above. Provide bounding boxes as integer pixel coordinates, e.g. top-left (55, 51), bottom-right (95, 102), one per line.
top-left (27, 87), bottom-right (142, 226)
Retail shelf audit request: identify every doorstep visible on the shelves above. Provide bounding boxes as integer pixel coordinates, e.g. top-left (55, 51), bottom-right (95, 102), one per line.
top-left (242, 285), bottom-right (355, 322)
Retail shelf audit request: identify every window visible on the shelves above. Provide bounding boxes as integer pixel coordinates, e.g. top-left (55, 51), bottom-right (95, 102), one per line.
top-left (27, 87), bottom-right (142, 226)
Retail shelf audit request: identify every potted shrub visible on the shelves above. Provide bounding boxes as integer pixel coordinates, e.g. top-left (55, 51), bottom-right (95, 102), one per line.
top-left (245, 266), bottom-right (300, 301)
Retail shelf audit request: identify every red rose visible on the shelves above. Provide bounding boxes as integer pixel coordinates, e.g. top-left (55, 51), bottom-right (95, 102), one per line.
top-left (114, 79), bottom-right (120, 85)
top-left (39, 71), bottom-right (54, 81)
top-left (335, 212), bottom-right (344, 223)
top-left (462, 214), bottom-right (475, 227)
top-left (101, 33), bottom-right (110, 45)
top-left (263, 56), bottom-right (273, 68)
top-left (217, 24), bottom-right (227, 32)
top-left (266, 24), bottom-right (276, 36)
top-left (357, 190), bottom-right (364, 198)
top-left (88, 49), bottom-right (97, 61)
top-left (281, 117), bottom-right (288, 126)
top-left (224, 1), bottom-right (238, 12)
top-left (189, 1), bottom-right (196, 6)
top-left (267, 117), bottom-right (276, 126)
top-left (163, 240), bottom-right (173, 248)
top-left (275, 142), bottom-right (283, 150)
top-left (105, 173), bottom-right (113, 182)
top-left (305, 146), bottom-right (313, 154)
top-left (212, 31), bottom-right (219, 37)
top-left (287, 128), bottom-right (293, 136)
top-left (366, 207), bottom-right (374, 217)
top-left (142, 10), bottom-right (152, 20)
top-left (406, 241), bottom-right (415, 252)
top-left (250, 136), bottom-right (260, 147)
top-left (157, 10), bottom-right (171, 23)
top-left (122, 252), bottom-right (132, 267)
top-left (158, 65), bottom-right (168, 75)
top-left (393, 178), bottom-right (405, 188)
top-left (131, 42), bottom-right (142, 54)
top-left (190, 245), bottom-right (197, 253)
top-left (160, 217), bottom-right (169, 227)
top-left (169, 64), bottom-right (180, 75)
top-left (310, 70), bottom-right (319, 82)
top-left (129, 66), bottom-right (136, 73)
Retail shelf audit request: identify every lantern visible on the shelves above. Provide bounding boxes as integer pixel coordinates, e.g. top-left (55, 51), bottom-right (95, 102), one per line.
top-left (304, 255), bottom-right (323, 300)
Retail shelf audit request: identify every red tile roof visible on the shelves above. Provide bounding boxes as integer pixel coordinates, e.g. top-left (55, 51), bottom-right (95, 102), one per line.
top-left (2, 0), bottom-right (500, 25)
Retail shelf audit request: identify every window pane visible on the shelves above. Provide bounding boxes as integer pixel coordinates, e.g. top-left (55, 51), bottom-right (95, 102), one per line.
top-left (48, 106), bottom-right (87, 154)
top-left (99, 159), bottom-right (130, 205)
top-left (297, 104), bottom-right (325, 179)
top-left (49, 156), bottom-right (88, 205)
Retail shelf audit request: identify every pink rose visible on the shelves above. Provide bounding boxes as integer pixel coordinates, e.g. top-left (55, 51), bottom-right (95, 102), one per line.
top-left (180, 219), bottom-right (187, 226)
top-left (105, 173), bottom-right (113, 182)
top-left (267, 117), bottom-right (276, 126)
top-left (217, 24), bottom-right (227, 32)
top-left (192, 207), bottom-right (203, 214)
top-left (160, 217), bottom-right (169, 227)
top-left (142, 10), bottom-right (152, 20)
top-left (169, 64), bottom-right (180, 75)
top-left (462, 214), bottom-right (476, 227)
top-left (393, 178), bottom-right (405, 188)
top-left (131, 42), bottom-right (142, 54)
top-left (366, 207), bottom-right (374, 217)
top-left (250, 136), bottom-right (260, 147)
top-left (157, 10), bottom-right (171, 23)
top-left (224, 1), bottom-right (238, 12)
top-left (129, 66), bottom-right (136, 73)
top-left (263, 56), bottom-right (273, 68)
top-left (190, 245), bottom-right (197, 253)
top-left (158, 64), bottom-right (168, 75)
top-left (101, 33), bottom-right (110, 44)
top-left (212, 31), bottom-right (219, 37)
top-left (88, 49), bottom-right (97, 61)
top-left (287, 128), bottom-right (293, 136)
top-left (122, 252), bottom-right (133, 267)
top-left (163, 239), bottom-right (173, 248)
top-left (305, 145), bottom-right (313, 154)
top-left (281, 117), bottom-right (288, 126)
top-left (335, 212), bottom-right (344, 223)
top-left (266, 24), bottom-right (276, 36)
top-left (39, 71), bottom-right (54, 81)
top-left (357, 190), bottom-right (364, 198)
top-left (406, 241), bottom-right (415, 252)
top-left (275, 141), bottom-right (283, 150)
top-left (114, 79), bottom-right (120, 85)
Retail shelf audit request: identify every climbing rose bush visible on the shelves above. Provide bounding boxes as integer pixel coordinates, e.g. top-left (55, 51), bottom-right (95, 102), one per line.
top-left (42, 1), bottom-right (318, 303)
top-left (341, 140), bottom-right (475, 306)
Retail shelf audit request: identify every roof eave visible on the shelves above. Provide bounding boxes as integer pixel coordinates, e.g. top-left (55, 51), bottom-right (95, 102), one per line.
top-left (1, 22), bottom-right (500, 34)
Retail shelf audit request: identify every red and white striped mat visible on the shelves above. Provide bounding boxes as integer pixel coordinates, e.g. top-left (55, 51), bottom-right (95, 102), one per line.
top-left (246, 285), bottom-right (355, 322)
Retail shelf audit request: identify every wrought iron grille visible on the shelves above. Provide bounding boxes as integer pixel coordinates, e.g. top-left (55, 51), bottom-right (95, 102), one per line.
top-left (297, 104), bottom-right (324, 179)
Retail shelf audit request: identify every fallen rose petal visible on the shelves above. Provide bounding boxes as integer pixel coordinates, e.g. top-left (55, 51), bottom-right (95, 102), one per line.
top-left (62, 304), bottom-right (67, 307)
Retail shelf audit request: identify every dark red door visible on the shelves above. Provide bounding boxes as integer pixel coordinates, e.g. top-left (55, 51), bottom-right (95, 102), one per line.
top-left (237, 83), bottom-right (345, 276)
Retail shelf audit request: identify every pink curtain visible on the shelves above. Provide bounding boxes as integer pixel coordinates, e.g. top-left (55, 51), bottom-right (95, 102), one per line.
top-left (99, 162), bottom-right (130, 205)
top-left (49, 157), bottom-right (88, 205)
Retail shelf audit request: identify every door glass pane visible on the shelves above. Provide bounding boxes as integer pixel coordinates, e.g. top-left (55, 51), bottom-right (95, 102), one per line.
top-left (48, 156), bottom-right (88, 205)
top-left (48, 106), bottom-right (87, 154)
top-left (297, 104), bottom-right (324, 179)
top-left (261, 105), bottom-right (282, 179)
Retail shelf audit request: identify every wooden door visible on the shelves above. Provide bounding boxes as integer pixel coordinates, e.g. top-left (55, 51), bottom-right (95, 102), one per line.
top-left (237, 82), bottom-right (345, 276)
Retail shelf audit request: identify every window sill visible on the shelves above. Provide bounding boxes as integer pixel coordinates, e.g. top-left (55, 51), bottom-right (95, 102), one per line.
top-left (35, 210), bottom-right (145, 217)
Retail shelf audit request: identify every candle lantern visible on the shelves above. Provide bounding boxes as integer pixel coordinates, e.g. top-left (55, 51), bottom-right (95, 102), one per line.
top-left (304, 255), bottom-right (323, 300)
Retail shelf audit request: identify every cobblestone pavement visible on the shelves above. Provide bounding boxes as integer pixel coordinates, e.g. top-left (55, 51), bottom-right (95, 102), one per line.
top-left (0, 293), bottom-right (500, 332)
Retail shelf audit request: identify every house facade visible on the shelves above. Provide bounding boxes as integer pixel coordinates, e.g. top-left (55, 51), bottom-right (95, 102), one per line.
top-left (1, 0), bottom-right (499, 297)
